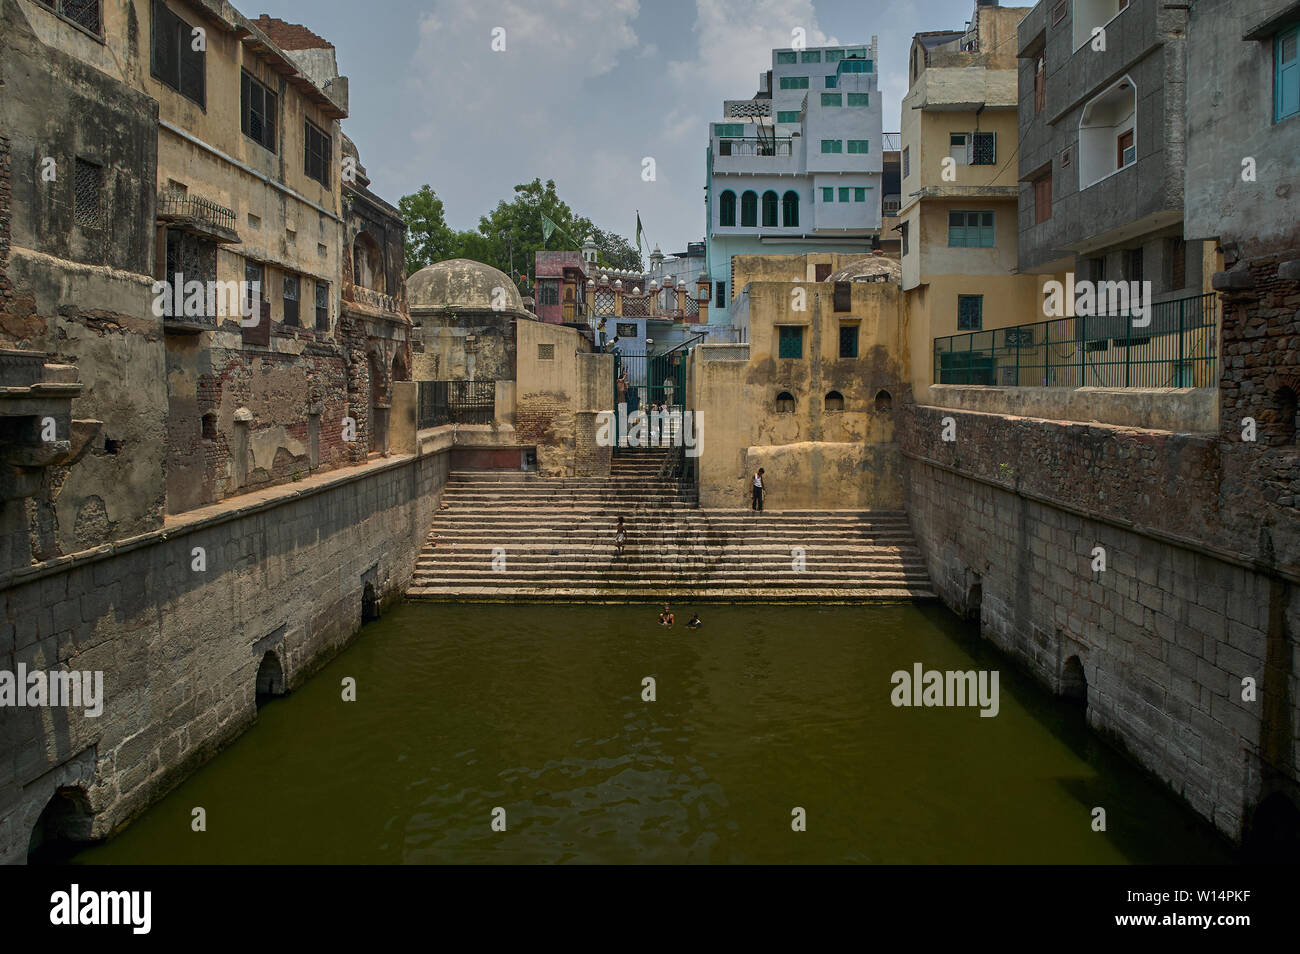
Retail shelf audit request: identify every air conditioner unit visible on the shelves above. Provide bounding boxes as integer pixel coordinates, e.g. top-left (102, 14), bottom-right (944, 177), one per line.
top-left (1122, 145), bottom-right (1136, 166)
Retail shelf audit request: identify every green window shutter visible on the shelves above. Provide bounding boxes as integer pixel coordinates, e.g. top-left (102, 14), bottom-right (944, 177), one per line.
top-left (801, 50), bottom-right (821, 63)
top-left (821, 93), bottom-right (841, 106)
top-left (1278, 27), bottom-right (1300, 121)
top-left (848, 140), bottom-right (869, 154)
top-left (822, 187), bottom-right (834, 202)
top-left (776, 51), bottom-right (797, 64)
top-left (825, 49), bottom-right (845, 62)
top-left (838, 187), bottom-right (850, 202)
top-left (777, 111), bottom-right (800, 123)
top-left (854, 188), bottom-right (866, 202)
top-left (779, 326), bottom-right (803, 358)
top-left (847, 93), bottom-right (869, 107)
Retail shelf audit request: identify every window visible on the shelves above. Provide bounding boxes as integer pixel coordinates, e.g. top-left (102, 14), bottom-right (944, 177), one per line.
top-left (539, 280), bottom-right (560, 306)
top-left (801, 50), bottom-right (821, 63)
top-left (245, 261), bottom-right (264, 313)
top-left (538, 343), bottom-right (555, 360)
top-left (283, 272), bottom-right (299, 326)
top-left (762, 191), bottom-right (779, 227)
top-left (315, 280), bottom-right (330, 331)
top-left (782, 191), bottom-right (799, 227)
top-left (73, 158), bottom-right (102, 228)
top-left (616, 322), bottom-right (638, 338)
top-left (822, 187), bottom-right (835, 202)
top-left (151, 0), bottom-right (205, 107)
top-left (1088, 256), bottom-right (1106, 282)
top-left (839, 325), bottom-right (858, 358)
top-left (950, 133), bottom-right (968, 165)
top-left (875, 389), bottom-right (893, 412)
top-left (741, 191), bottom-right (758, 227)
top-left (833, 282), bottom-right (852, 312)
top-left (853, 188), bottom-right (867, 202)
top-left (957, 295), bottom-right (983, 331)
top-left (838, 187), bottom-right (850, 203)
top-left (1034, 53), bottom-right (1046, 114)
top-left (777, 110), bottom-right (800, 123)
top-left (814, 264), bottom-right (832, 282)
top-left (243, 261), bottom-right (269, 345)
top-left (903, 146), bottom-right (910, 178)
top-left (840, 57), bottom-right (871, 72)
top-left (1051, 0), bottom-right (1067, 25)
top-left (821, 93), bottom-right (842, 107)
top-left (847, 93), bottom-right (869, 107)
top-left (972, 132), bottom-right (996, 165)
top-left (821, 139), bottom-right (843, 153)
top-left (1170, 237), bottom-right (1187, 290)
top-left (1117, 129), bottom-right (1134, 169)
top-left (1124, 247), bottom-right (1143, 284)
top-left (715, 281), bottom-right (726, 309)
top-left (241, 70), bottom-right (278, 152)
top-left (776, 51), bottom-right (797, 64)
top-left (305, 120), bottom-right (331, 189)
top-left (776, 391), bottom-right (796, 413)
top-left (825, 391), bottom-right (845, 411)
top-left (715, 123), bottom-right (745, 137)
top-left (39, 0), bottom-right (100, 34)
top-left (1278, 26), bottom-right (1300, 121)
top-left (901, 221), bottom-right (910, 256)
top-left (719, 190), bottom-right (736, 227)
top-left (164, 228), bottom-right (216, 289)
top-left (1034, 174), bottom-right (1052, 224)
top-left (847, 140), bottom-right (869, 154)
top-left (948, 211), bottom-right (995, 247)
top-left (780, 76), bottom-right (809, 89)
top-left (778, 326), bottom-right (803, 359)
top-left (825, 75), bottom-right (837, 88)
top-left (825, 49), bottom-right (844, 62)
top-left (846, 48), bottom-right (867, 58)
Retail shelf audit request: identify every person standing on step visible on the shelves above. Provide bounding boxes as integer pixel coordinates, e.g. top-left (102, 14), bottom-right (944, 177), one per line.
top-left (617, 369), bottom-right (629, 411)
top-left (614, 516), bottom-right (626, 557)
top-left (752, 467), bottom-right (765, 512)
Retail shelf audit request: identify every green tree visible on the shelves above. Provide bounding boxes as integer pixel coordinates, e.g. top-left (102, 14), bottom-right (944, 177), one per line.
top-left (398, 185), bottom-right (458, 275)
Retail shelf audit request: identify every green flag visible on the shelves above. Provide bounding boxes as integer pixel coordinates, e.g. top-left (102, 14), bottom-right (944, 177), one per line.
top-left (635, 212), bottom-right (644, 254)
top-left (541, 212), bottom-right (558, 242)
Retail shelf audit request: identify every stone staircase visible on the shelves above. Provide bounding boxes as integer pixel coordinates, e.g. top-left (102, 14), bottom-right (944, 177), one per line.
top-left (407, 451), bottom-right (936, 602)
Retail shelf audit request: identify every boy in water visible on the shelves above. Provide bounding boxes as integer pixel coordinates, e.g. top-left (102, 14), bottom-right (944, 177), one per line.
top-left (687, 613), bottom-right (702, 629)
top-left (659, 604), bottom-right (674, 627)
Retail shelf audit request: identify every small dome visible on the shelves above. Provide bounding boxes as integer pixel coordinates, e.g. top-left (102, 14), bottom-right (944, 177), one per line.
top-left (406, 258), bottom-right (525, 314)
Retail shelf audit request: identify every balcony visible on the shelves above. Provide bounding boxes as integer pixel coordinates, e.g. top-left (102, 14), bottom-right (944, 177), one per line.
top-left (342, 281), bottom-right (406, 319)
top-left (156, 193), bottom-right (240, 244)
top-left (934, 293), bottom-right (1218, 389)
top-left (713, 136), bottom-right (800, 175)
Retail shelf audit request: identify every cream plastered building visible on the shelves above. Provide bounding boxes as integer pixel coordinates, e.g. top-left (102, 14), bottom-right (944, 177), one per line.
top-left (898, 3), bottom-right (1055, 395)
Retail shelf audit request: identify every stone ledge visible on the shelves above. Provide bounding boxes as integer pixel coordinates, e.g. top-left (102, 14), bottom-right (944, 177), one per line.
top-left (926, 385), bottom-right (1219, 433)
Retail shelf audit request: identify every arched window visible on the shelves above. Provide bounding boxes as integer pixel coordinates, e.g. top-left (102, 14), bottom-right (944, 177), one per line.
top-left (762, 190), bottom-right (779, 227)
top-left (824, 390), bottom-right (844, 411)
top-left (741, 191), bottom-right (758, 227)
top-left (782, 190), bottom-right (799, 227)
top-left (352, 232), bottom-right (384, 292)
top-left (875, 389), bottom-right (893, 412)
top-left (719, 190), bottom-right (736, 227)
top-left (776, 391), bottom-right (796, 413)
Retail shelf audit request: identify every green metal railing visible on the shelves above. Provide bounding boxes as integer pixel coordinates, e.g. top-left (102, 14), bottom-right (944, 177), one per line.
top-left (933, 292), bottom-right (1218, 389)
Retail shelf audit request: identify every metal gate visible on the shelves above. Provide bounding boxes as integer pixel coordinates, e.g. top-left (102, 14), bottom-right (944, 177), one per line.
top-left (611, 348), bottom-right (688, 450)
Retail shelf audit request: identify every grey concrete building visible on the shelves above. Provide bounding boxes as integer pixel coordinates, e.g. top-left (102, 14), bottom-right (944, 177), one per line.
top-left (1015, 0), bottom-right (1209, 301)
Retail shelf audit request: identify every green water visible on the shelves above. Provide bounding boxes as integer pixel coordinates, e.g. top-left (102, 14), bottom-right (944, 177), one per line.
top-left (72, 602), bottom-right (1234, 864)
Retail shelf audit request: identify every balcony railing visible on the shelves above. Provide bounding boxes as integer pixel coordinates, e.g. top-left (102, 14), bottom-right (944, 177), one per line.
top-left (933, 292), bottom-right (1218, 389)
top-left (157, 192), bottom-right (238, 240)
top-left (716, 137), bottom-right (794, 157)
top-left (417, 380), bottom-right (495, 429)
top-left (882, 132), bottom-right (901, 151)
top-left (343, 282), bottom-right (405, 315)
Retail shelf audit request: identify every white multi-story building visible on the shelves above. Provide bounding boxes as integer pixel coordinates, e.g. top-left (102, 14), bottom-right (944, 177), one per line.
top-left (705, 40), bottom-right (884, 325)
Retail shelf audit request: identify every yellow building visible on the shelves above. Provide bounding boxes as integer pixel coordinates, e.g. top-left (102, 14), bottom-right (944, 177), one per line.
top-left (898, 3), bottom-right (1050, 394)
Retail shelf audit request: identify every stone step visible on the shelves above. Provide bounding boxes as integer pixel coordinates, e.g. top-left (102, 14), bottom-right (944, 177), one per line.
top-left (406, 584), bottom-right (939, 602)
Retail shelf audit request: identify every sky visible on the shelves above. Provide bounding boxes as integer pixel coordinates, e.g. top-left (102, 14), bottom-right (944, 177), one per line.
top-left (257, 0), bottom-right (983, 255)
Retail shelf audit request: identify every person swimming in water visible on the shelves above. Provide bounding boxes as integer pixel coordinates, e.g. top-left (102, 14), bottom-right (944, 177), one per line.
top-left (659, 604), bottom-right (674, 627)
top-left (686, 613), bottom-right (702, 629)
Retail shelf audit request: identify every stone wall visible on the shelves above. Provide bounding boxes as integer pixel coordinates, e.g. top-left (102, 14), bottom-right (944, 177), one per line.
top-left (902, 400), bottom-right (1298, 843)
top-left (0, 448), bottom-right (450, 864)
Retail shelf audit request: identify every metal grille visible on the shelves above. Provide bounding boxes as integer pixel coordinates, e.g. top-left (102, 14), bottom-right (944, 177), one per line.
top-left (60, 0), bottom-right (100, 32)
top-left (682, 296), bottom-right (699, 318)
top-left (417, 381), bottom-right (496, 428)
top-left (699, 345), bottom-right (749, 362)
top-left (972, 132), bottom-right (996, 165)
top-left (157, 192), bottom-right (236, 235)
top-left (934, 293), bottom-right (1218, 389)
top-left (622, 295), bottom-right (648, 317)
top-left (74, 159), bottom-right (101, 228)
top-left (592, 290), bottom-right (616, 317)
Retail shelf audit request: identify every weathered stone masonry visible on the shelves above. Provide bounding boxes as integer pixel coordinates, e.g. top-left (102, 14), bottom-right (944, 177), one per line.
top-left (0, 449), bottom-right (449, 864)
top-left (902, 396), bottom-right (1298, 844)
